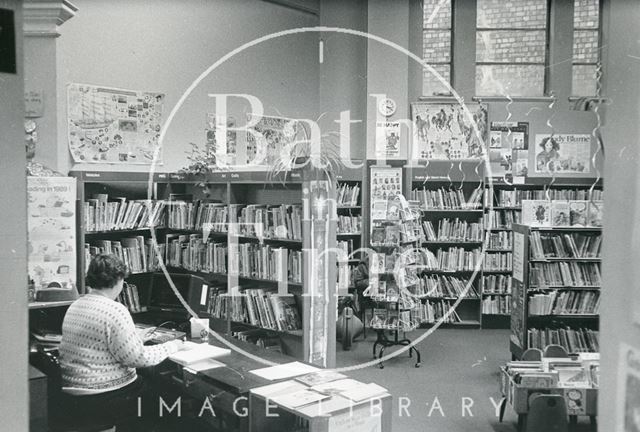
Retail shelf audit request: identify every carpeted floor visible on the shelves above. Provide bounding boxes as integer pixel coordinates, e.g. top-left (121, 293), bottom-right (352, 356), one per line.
top-left (335, 328), bottom-right (595, 432)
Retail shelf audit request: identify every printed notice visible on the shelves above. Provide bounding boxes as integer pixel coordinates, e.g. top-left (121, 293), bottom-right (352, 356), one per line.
top-left (513, 232), bottom-right (525, 282)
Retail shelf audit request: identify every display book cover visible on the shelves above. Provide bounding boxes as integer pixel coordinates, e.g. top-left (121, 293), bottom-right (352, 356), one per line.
top-left (521, 199), bottom-right (603, 227)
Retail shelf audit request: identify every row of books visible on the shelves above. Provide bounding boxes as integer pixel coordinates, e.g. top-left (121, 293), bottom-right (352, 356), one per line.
top-left (528, 290), bottom-right (600, 315)
top-left (166, 200), bottom-right (227, 232)
top-left (486, 231), bottom-right (512, 250)
top-left (337, 263), bottom-right (357, 291)
top-left (527, 327), bottom-right (599, 353)
top-left (337, 239), bottom-right (355, 258)
top-left (485, 188), bottom-right (603, 208)
top-left (521, 200), bottom-right (603, 227)
top-left (336, 183), bottom-right (360, 207)
top-left (422, 219), bottom-right (483, 242)
top-left (337, 215), bottom-right (361, 234)
top-left (207, 289), bottom-right (302, 331)
top-left (411, 187), bottom-right (483, 210)
top-left (116, 282), bottom-right (144, 313)
top-left (413, 300), bottom-right (463, 323)
top-left (85, 237), bottom-right (163, 274)
top-left (482, 296), bottom-right (511, 314)
top-left (412, 275), bottom-right (479, 298)
top-left (482, 274), bottom-right (513, 294)
top-left (484, 210), bottom-right (521, 229)
top-left (420, 247), bottom-right (482, 272)
top-left (483, 252), bottom-right (513, 272)
top-left (530, 232), bottom-right (602, 259)
top-left (236, 243), bottom-right (303, 283)
top-left (165, 234), bottom-right (227, 274)
top-left (84, 195), bottom-right (166, 232)
top-left (231, 204), bottom-right (302, 240)
top-left (530, 262), bottom-right (601, 287)
top-left (231, 329), bottom-right (283, 353)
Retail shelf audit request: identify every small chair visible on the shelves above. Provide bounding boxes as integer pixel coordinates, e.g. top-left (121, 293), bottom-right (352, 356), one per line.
top-left (521, 348), bottom-right (543, 361)
top-left (543, 344), bottom-right (569, 358)
top-left (525, 394), bottom-right (568, 432)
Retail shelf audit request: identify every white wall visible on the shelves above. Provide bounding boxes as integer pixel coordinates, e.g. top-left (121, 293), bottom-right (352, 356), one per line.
top-left (54, 0), bottom-right (320, 173)
top-left (0, 0), bottom-right (28, 429)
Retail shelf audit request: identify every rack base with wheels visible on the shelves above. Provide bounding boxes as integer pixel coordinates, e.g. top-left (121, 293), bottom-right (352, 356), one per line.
top-left (371, 326), bottom-right (421, 368)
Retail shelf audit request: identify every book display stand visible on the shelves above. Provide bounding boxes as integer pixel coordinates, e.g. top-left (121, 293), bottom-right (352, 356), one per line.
top-left (366, 195), bottom-right (422, 368)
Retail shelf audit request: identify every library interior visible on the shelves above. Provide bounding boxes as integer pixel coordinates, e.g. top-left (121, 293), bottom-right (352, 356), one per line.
top-left (1, 0), bottom-right (640, 431)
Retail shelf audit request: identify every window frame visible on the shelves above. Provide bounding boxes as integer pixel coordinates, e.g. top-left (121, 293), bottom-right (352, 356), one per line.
top-left (421, 0), bottom-right (454, 96)
top-left (571, 0), bottom-right (604, 97)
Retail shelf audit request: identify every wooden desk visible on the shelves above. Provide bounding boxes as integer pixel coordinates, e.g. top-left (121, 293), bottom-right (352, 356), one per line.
top-left (249, 380), bottom-right (392, 432)
top-left (500, 367), bottom-right (597, 432)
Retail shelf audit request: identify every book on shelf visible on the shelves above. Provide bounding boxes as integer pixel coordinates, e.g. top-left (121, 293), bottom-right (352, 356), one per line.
top-left (569, 200), bottom-right (589, 227)
top-left (412, 275), bottom-right (479, 298)
top-left (528, 290), bottom-right (600, 315)
top-left (215, 289), bottom-right (302, 332)
top-left (529, 261), bottom-right (601, 287)
top-left (483, 252), bottom-right (513, 272)
top-left (234, 243), bottom-right (302, 283)
top-left (371, 199), bottom-right (388, 220)
top-left (522, 200), bottom-right (552, 227)
top-left (230, 204), bottom-right (302, 240)
top-left (529, 231), bottom-right (602, 259)
top-left (84, 195), bottom-right (167, 232)
top-left (413, 299), bottom-right (462, 324)
top-left (165, 233), bottom-right (228, 274)
top-left (86, 236), bottom-right (164, 274)
top-left (482, 274), bottom-right (512, 294)
top-left (384, 225), bottom-right (400, 244)
top-left (411, 187), bottom-right (483, 210)
top-left (484, 209), bottom-right (521, 230)
top-left (423, 219), bottom-right (483, 242)
top-left (588, 200), bottom-right (603, 227)
top-left (485, 231), bottom-right (513, 250)
top-left (336, 183), bottom-right (360, 207)
top-left (551, 201), bottom-right (571, 227)
top-left (117, 282), bottom-right (143, 313)
top-left (482, 295), bottom-right (511, 314)
top-left (489, 188), bottom-right (603, 208)
top-left (527, 327), bottom-right (599, 353)
top-left (337, 215), bottom-right (361, 234)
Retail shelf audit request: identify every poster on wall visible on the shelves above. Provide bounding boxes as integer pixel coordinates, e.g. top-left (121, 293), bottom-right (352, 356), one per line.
top-left (411, 102), bottom-right (487, 160)
top-left (245, 114), bottom-right (302, 167)
top-left (616, 344), bottom-right (640, 432)
top-left (488, 121), bottom-right (529, 178)
top-left (375, 121), bottom-right (401, 158)
top-left (205, 114), bottom-right (237, 166)
top-left (27, 177), bottom-right (77, 291)
top-left (370, 166), bottom-right (402, 200)
top-left (67, 83), bottom-right (165, 164)
top-left (534, 134), bottom-right (591, 174)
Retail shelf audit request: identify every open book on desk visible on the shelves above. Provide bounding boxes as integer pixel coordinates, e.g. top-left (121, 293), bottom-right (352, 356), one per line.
top-left (168, 341), bottom-right (231, 366)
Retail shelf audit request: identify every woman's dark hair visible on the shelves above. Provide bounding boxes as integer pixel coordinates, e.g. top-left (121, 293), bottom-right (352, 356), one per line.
top-left (86, 254), bottom-right (128, 289)
top-left (540, 136), bottom-right (560, 151)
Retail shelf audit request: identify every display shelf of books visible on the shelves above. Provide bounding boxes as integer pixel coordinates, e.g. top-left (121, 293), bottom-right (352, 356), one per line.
top-left (410, 164), bottom-right (485, 328)
top-left (510, 221), bottom-right (602, 359)
top-left (366, 195), bottom-right (422, 368)
top-left (335, 171), bottom-right (363, 295)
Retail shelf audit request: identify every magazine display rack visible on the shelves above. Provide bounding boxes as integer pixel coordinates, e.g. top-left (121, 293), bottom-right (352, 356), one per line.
top-left (365, 195), bottom-right (422, 368)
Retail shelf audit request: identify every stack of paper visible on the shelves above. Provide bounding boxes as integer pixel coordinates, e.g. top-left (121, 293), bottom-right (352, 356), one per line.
top-left (168, 342), bottom-right (231, 366)
top-left (249, 361), bottom-right (320, 380)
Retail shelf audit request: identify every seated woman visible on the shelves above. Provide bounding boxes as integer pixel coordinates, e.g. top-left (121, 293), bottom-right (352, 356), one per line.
top-left (58, 254), bottom-right (189, 429)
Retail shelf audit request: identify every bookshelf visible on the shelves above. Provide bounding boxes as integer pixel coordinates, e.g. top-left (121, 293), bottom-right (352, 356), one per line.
top-left (408, 162), bottom-right (485, 328)
top-left (482, 177), bottom-right (603, 328)
top-left (71, 169), bottom-right (337, 367)
top-left (510, 223), bottom-right (602, 360)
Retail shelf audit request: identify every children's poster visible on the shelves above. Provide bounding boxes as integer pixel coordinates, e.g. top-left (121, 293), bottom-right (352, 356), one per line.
top-left (534, 134), bottom-right (591, 174)
top-left (245, 114), bottom-right (300, 167)
top-left (205, 114), bottom-right (237, 166)
top-left (370, 167), bottom-right (402, 200)
top-left (488, 121), bottom-right (529, 178)
top-left (411, 102), bottom-right (487, 160)
top-left (27, 177), bottom-right (77, 291)
top-left (617, 344), bottom-right (640, 432)
top-left (375, 121), bottom-right (401, 158)
top-left (67, 83), bottom-right (164, 164)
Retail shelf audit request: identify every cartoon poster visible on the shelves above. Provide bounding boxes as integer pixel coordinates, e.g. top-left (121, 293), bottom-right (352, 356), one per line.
top-left (67, 83), bottom-right (164, 164)
top-left (27, 177), bottom-right (77, 291)
top-left (205, 114), bottom-right (237, 166)
top-left (245, 114), bottom-right (300, 167)
top-left (617, 344), bottom-right (640, 432)
top-left (534, 134), bottom-right (591, 174)
top-left (375, 121), bottom-right (401, 158)
top-left (411, 102), bottom-right (487, 160)
top-left (370, 167), bottom-right (402, 200)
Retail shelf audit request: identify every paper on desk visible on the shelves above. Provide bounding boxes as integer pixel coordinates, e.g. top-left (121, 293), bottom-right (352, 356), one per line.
top-left (249, 361), bottom-right (320, 381)
top-left (340, 383), bottom-right (388, 402)
top-left (271, 388), bottom-right (331, 409)
top-left (168, 343), bottom-right (231, 366)
top-left (184, 358), bottom-right (225, 373)
top-left (310, 379), bottom-right (363, 395)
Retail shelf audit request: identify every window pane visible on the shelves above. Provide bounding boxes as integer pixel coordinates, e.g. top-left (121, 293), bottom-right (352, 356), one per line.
top-left (424, 0), bottom-right (451, 29)
top-left (424, 30), bottom-right (451, 63)
top-left (476, 30), bottom-right (546, 63)
top-left (574, 0), bottom-right (599, 29)
top-left (573, 30), bottom-right (599, 63)
top-left (572, 65), bottom-right (598, 96)
top-left (476, 65), bottom-right (545, 97)
top-left (477, 0), bottom-right (547, 29)
top-left (423, 64), bottom-right (451, 96)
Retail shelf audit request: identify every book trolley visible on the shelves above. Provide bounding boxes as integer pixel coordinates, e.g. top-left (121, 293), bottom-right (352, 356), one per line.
top-left (365, 196), bottom-right (422, 368)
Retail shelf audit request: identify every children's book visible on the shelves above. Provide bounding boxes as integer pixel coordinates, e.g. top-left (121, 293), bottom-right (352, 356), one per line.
top-left (522, 200), bottom-right (551, 226)
top-left (588, 200), bottom-right (603, 227)
top-left (569, 200), bottom-right (589, 227)
top-left (551, 201), bottom-right (570, 226)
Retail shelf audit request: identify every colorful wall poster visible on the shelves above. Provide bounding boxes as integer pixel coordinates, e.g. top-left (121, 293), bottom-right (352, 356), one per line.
top-left (370, 167), bottom-right (402, 200)
top-left (616, 344), bottom-right (640, 432)
top-left (411, 102), bottom-right (487, 160)
top-left (245, 114), bottom-right (301, 167)
top-left (27, 177), bottom-right (77, 291)
top-left (67, 83), bottom-right (164, 164)
top-left (205, 114), bottom-right (237, 166)
top-left (534, 134), bottom-right (591, 174)
top-left (375, 121), bottom-right (401, 158)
